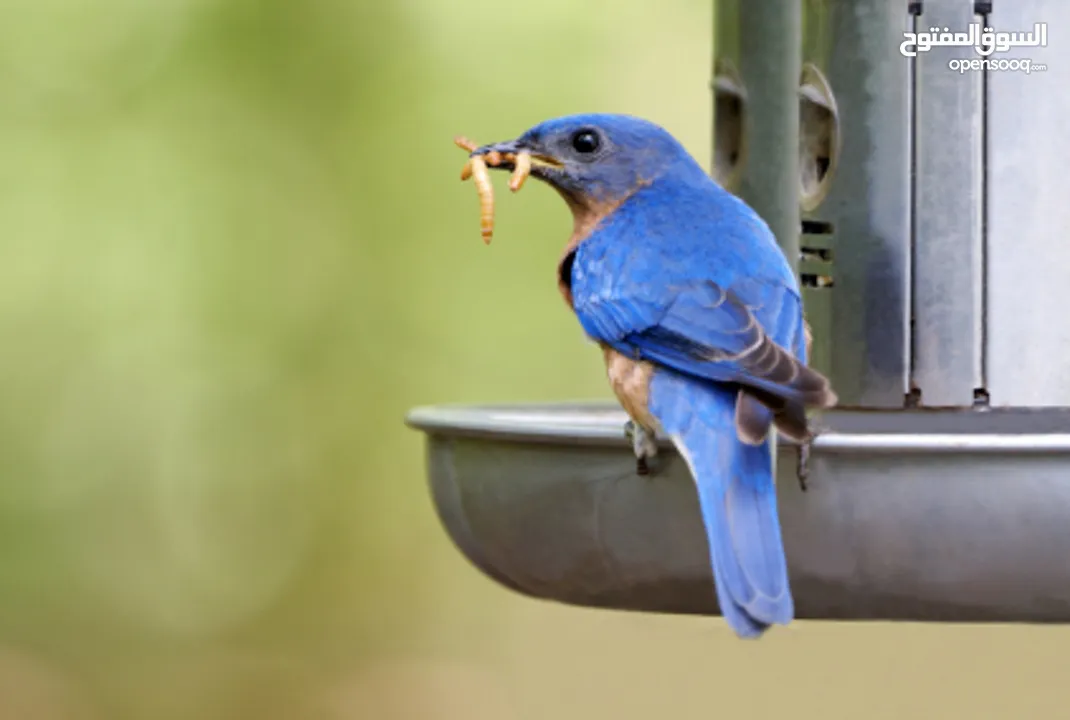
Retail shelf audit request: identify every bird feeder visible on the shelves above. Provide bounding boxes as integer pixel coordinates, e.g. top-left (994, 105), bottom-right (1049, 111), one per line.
top-left (406, 0), bottom-right (1070, 623)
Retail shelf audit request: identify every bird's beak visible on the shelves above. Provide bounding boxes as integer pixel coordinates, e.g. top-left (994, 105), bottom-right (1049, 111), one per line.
top-left (470, 139), bottom-right (565, 176)
top-left (473, 139), bottom-right (521, 158)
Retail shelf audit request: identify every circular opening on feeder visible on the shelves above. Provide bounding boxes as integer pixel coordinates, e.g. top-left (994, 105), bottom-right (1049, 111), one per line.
top-left (712, 58), bottom-right (746, 191)
top-left (798, 63), bottom-right (840, 212)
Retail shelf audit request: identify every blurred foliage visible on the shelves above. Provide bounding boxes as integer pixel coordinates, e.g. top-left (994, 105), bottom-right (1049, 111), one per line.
top-left (0, 1), bottom-right (710, 717)
top-left (0, 1), bottom-right (1065, 719)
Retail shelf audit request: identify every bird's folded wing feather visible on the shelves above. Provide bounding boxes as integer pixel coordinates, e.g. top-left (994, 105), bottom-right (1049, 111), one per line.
top-left (574, 278), bottom-right (834, 408)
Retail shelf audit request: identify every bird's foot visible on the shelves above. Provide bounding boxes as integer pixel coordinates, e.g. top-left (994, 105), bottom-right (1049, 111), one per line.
top-left (796, 419), bottom-right (832, 491)
top-left (624, 420), bottom-right (658, 476)
top-left (797, 440), bottom-right (811, 492)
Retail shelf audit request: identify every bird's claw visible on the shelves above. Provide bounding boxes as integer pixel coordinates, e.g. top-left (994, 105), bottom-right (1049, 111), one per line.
top-left (797, 440), bottom-right (811, 492)
top-left (796, 420), bottom-right (831, 492)
top-left (624, 420), bottom-right (658, 476)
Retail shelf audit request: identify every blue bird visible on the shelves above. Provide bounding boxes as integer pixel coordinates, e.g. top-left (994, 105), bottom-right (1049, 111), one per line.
top-left (469, 114), bottom-right (837, 638)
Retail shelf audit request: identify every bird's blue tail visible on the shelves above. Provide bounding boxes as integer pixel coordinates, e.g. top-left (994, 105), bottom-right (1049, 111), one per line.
top-left (650, 371), bottom-right (793, 638)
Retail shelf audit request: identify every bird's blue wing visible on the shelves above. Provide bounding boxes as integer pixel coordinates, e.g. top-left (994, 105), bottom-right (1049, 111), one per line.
top-left (574, 277), bottom-right (833, 410)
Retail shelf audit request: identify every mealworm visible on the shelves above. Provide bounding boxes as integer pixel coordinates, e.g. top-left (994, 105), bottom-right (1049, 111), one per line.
top-left (454, 135), bottom-right (530, 244)
top-left (453, 136), bottom-right (479, 153)
top-left (455, 136), bottom-right (495, 243)
top-left (509, 151), bottom-right (531, 192)
top-left (469, 154), bottom-right (494, 244)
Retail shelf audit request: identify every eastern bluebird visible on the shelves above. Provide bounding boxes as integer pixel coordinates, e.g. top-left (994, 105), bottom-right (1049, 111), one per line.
top-left (467, 114), bottom-right (837, 638)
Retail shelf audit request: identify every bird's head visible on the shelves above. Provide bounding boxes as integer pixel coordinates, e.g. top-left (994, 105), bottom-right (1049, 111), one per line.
top-left (472, 113), bottom-right (697, 219)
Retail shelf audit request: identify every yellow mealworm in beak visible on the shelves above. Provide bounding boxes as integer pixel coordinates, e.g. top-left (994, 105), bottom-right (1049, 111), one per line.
top-left (460, 159), bottom-right (473, 181)
top-left (510, 152), bottom-right (531, 192)
top-left (453, 135), bottom-right (479, 153)
top-left (468, 154), bottom-right (495, 244)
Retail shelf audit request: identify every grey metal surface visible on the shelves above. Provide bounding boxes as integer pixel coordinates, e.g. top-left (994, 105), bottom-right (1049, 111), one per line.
top-left (407, 402), bottom-right (1070, 622)
top-left (799, 232), bottom-right (833, 377)
top-left (797, 0), bottom-right (913, 407)
top-left (714, 0), bottom-right (801, 266)
top-left (912, 0), bottom-right (986, 407)
top-left (985, 2), bottom-right (1070, 406)
top-left (711, 64), bottom-right (746, 195)
top-left (716, 1), bottom-right (1070, 411)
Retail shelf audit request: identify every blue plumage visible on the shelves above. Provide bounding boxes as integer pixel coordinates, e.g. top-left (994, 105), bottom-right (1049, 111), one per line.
top-left (649, 372), bottom-right (791, 637)
top-left (471, 113), bottom-right (837, 637)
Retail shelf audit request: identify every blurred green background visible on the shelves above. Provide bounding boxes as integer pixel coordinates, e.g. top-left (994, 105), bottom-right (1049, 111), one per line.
top-left (0, 1), bottom-right (1065, 718)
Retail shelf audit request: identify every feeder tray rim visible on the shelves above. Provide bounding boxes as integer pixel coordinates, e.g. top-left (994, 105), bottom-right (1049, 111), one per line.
top-left (405, 402), bottom-right (1070, 455)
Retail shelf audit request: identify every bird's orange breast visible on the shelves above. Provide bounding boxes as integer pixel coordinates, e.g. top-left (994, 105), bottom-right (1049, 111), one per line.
top-left (555, 194), bottom-right (624, 311)
top-left (601, 344), bottom-right (657, 430)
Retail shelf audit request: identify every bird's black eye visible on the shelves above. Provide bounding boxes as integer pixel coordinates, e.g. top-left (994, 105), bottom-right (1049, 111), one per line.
top-left (571, 129), bottom-right (600, 154)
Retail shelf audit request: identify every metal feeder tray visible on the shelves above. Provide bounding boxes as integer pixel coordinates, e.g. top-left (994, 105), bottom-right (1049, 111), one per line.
top-left (406, 403), bottom-right (1070, 623)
